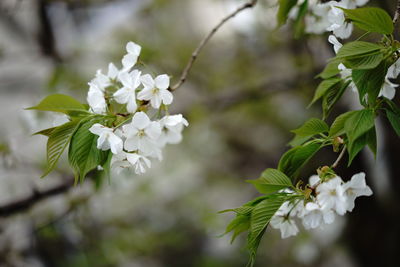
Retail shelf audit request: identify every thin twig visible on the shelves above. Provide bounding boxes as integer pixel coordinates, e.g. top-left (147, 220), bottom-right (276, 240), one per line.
top-left (331, 145), bottom-right (347, 169)
top-left (393, 0), bottom-right (400, 24)
top-left (0, 176), bottom-right (74, 217)
top-left (169, 0), bottom-right (258, 91)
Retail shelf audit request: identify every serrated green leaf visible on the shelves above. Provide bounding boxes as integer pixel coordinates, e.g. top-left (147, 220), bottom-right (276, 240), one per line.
top-left (309, 78), bottom-right (342, 107)
top-left (342, 53), bottom-right (383, 70)
top-left (317, 61), bottom-right (340, 79)
top-left (68, 118), bottom-right (109, 184)
top-left (226, 215), bottom-right (251, 243)
top-left (293, 0), bottom-right (308, 38)
top-left (288, 134), bottom-right (311, 147)
top-left (278, 142), bottom-right (322, 178)
top-left (344, 109), bottom-right (375, 150)
top-left (26, 94), bottom-right (87, 114)
top-left (292, 118), bottom-right (329, 136)
top-left (247, 168), bottom-right (293, 194)
top-left (329, 110), bottom-right (358, 137)
top-left (246, 196), bottom-right (287, 267)
top-left (41, 120), bottom-right (81, 178)
top-left (352, 61), bottom-right (389, 105)
top-left (336, 41), bottom-right (382, 59)
top-left (342, 7), bottom-right (394, 34)
top-left (33, 126), bottom-right (58, 137)
top-left (277, 0), bottom-right (298, 26)
top-left (322, 80), bottom-right (350, 119)
top-left (347, 127), bottom-right (376, 166)
top-left (386, 109), bottom-right (400, 137)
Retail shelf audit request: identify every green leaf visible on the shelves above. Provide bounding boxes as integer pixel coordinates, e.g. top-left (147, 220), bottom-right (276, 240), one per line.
top-left (309, 78), bottom-right (342, 107)
top-left (293, 0), bottom-right (308, 38)
top-left (247, 168), bottom-right (293, 194)
top-left (27, 94), bottom-right (87, 114)
top-left (292, 118), bottom-right (329, 136)
top-left (277, 0), bottom-right (298, 26)
top-left (246, 196), bottom-right (287, 267)
top-left (329, 110), bottom-right (358, 137)
top-left (336, 41), bottom-right (382, 59)
top-left (33, 126), bottom-right (57, 137)
top-left (225, 214), bottom-right (251, 243)
top-left (317, 61), bottom-right (340, 79)
top-left (352, 62), bottom-right (388, 105)
top-left (68, 118), bottom-right (109, 184)
top-left (322, 80), bottom-right (350, 119)
top-left (344, 109), bottom-right (375, 150)
top-left (342, 53), bottom-right (383, 70)
top-left (42, 120), bottom-right (81, 178)
top-left (347, 127), bottom-right (376, 166)
top-left (288, 135), bottom-right (311, 147)
top-left (386, 109), bottom-right (400, 137)
top-left (278, 142), bottom-right (322, 178)
top-left (342, 7), bottom-right (394, 35)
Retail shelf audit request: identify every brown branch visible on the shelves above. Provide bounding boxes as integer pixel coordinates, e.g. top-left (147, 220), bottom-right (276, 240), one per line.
top-left (331, 145), bottom-right (347, 169)
top-left (169, 0), bottom-right (258, 91)
top-left (393, 0), bottom-right (400, 24)
top-left (0, 177), bottom-right (74, 217)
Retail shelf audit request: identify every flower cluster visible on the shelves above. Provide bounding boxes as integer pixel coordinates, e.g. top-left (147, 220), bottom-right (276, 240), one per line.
top-left (270, 172), bottom-right (372, 239)
top-left (289, 0), bottom-right (369, 38)
top-left (86, 41), bottom-right (188, 175)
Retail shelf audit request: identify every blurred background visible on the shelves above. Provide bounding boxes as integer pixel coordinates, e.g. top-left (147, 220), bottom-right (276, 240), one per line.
top-left (0, 0), bottom-right (399, 266)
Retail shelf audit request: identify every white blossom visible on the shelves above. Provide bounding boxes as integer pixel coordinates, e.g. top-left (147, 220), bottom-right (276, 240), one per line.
top-left (158, 114), bottom-right (189, 146)
top-left (87, 82), bottom-right (107, 114)
top-left (379, 77), bottom-right (398, 100)
top-left (113, 70), bottom-right (141, 113)
top-left (316, 176), bottom-right (347, 215)
top-left (327, 4), bottom-right (353, 39)
top-left (301, 202), bottom-right (335, 229)
top-left (122, 112), bottom-right (161, 155)
top-left (122, 41), bottom-right (141, 70)
top-left (305, 3), bottom-right (332, 34)
top-left (343, 172), bottom-right (373, 211)
top-left (111, 151), bottom-right (131, 174)
top-left (126, 152), bottom-right (151, 174)
top-left (270, 201), bottom-right (299, 238)
top-left (387, 57), bottom-right (400, 79)
top-left (138, 74), bottom-right (173, 109)
top-left (89, 123), bottom-right (123, 154)
top-left (328, 35), bottom-right (342, 54)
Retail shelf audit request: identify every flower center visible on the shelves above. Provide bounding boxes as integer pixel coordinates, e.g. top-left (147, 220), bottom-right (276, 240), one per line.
top-left (330, 190), bottom-right (337, 196)
top-left (152, 87), bottom-right (159, 95)
top-left (138, 129), bottom-right (145, 137)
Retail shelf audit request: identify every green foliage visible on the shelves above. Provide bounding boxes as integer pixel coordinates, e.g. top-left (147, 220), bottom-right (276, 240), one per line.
top-left (246, 195), bottom-right (288, 267)
top-left (27, 94), bottom-right (88, 115)
top-left (336, 41), bottom-right (382, 59)
top-left (334, 41), bottom-right (385, 70)
top-left (352, 61), bottom-right (389, 105)
top-left (309, 78), bottom-right (342, 107)
top-left (341, 7), bottom-right (394, 35)
top-left (385, 100), bottom-right (400, 137)
top-left (317, 61), bottom-right (340, 79)
top-left (42, 120), bottom-right (82, 178)
top-left (68, 118), bottom-right (110, 184)
top-left (292, 118), bottom-right (329, 136)
top-left (344, 109), bottom-right (375, 165)
top-left (278, 142), bottom-right (322, 178)
top-left (277, 0), bottom-right (298, 26)
top-left (247, 168), bottom-right (293, 194)
top-left (329, 110), bottom-right (358, 137)
top-left (33, 126), bottom-right (57, 137)
top-left (386, 109), bottom-right (400, 137)
top-left (322, 80), bottom-right (350, 119)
